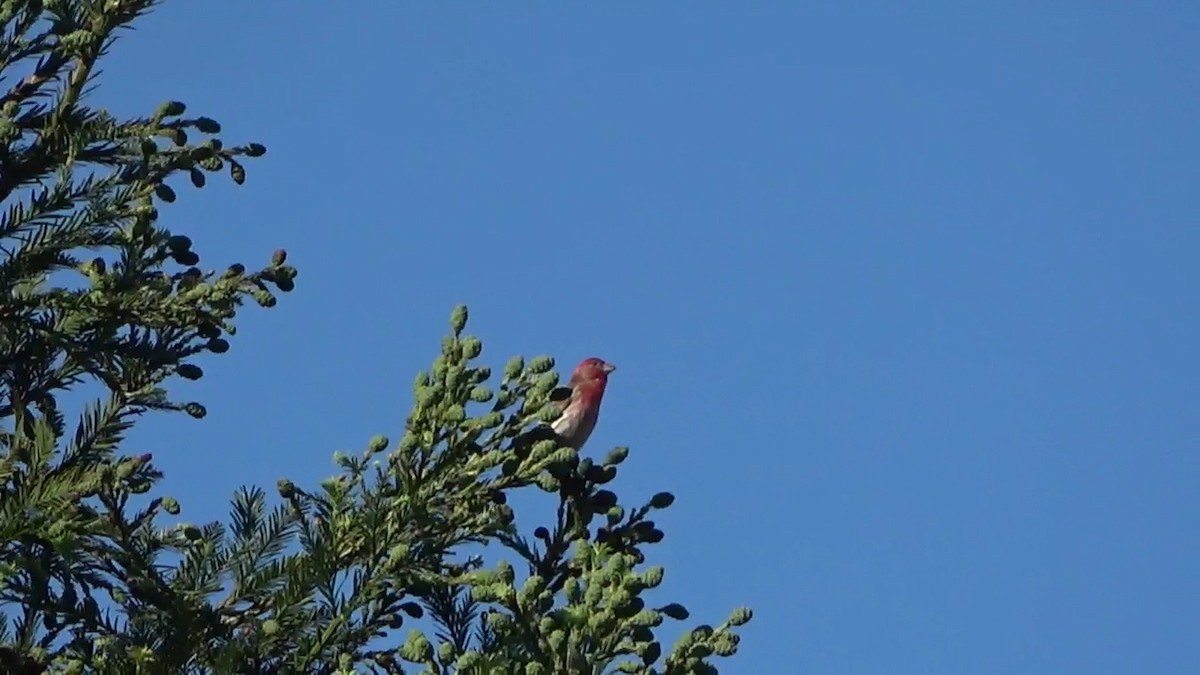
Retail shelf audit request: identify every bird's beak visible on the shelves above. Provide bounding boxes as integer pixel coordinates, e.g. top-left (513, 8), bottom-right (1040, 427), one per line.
top-left (602, 362), bottom-right (616, 374)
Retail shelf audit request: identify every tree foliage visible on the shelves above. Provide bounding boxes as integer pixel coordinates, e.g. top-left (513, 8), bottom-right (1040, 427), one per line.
top-left (0, 1), bottom-right (751, 673)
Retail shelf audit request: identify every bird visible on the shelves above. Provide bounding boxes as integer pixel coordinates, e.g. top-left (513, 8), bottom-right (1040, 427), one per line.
top-left (547, 357), bottom-right (616, 450)
top-left (515, 357), bottom-right (617, 452)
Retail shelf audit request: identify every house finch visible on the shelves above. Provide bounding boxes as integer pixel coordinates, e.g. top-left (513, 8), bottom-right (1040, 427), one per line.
top-left (518, 357), bottom-right (617, 451)
top-left (549, 357), bottom-right (617, 450)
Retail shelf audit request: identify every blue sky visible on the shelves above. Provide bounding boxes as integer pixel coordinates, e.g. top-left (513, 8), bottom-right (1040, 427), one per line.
top-left (94, 3), bottom-right (1197, 672)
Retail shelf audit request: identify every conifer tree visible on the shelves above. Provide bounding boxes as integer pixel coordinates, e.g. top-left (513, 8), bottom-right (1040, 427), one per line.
top-left (0, 2), bottom-right (752, 672)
